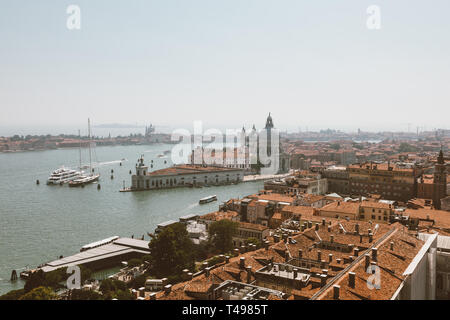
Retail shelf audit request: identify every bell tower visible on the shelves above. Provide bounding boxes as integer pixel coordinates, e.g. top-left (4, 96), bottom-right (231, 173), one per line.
top-left (433, 149), bottom-right (447, 209)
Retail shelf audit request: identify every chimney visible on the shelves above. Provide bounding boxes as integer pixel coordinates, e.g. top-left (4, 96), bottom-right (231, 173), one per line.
top-left (390, 241), bottom-right (394, 251)
top-left (333, 285), bottom-right (340, 300)
top-left (336, 258), bottom-right (342, 264)
top-left (355, 224), bottom-right (359, 233)
top-left (315, 223), bottom-right (319, 231)
top-left (298, 249), bottom-right (303, 259)
top-left (308, 221), bottom-right (313, 228)
top-left (187, 272), bottom-right (193, 279)
top-left (149, 292), bottom-right (157, 300)
top-left (285, 251), bottom-right (290, 262)
top-left (322, 218), bottom-right (326, 226)
top-left (293, 268), bottom-right (298, 279)
top-left (246, 266), bottom-right (252, 284)
top-left (364, 254), bottom-right (370, 270)
top-left (240, 257), bottom-right (246, 269)
top-left (359, 233), bottom-right (363, 243)
top-left (225, 255), bottom-right (230, 263)
top-left (328, 254), bottom-right (333, 263)
top-left (354, 248), bottom-right (359, 257)
top-left (234, 248), bottom-right (240, 255)
top-left (161, 278), bottom-right (168, 286)
top-left (182, 269), bottom-right (189, 280)
top-left (202, 262), bottom-right (208, 270)
top-left (330, 235), bottom-right (334, 243)
top-left (320, 274), bottom-right (327, 287)
top-left (205, 267), bottom-right (211, 277)
top-left (348, 272), bottom-right (356, 288)
top-left (372, 248), bottom-right (378, 261)
top-left (301, 224), bottom-right (305, 232)
top-left (369, 232), bottom-right (373, 243)
top-left (164, 284), bottom-right (172, 294)
top-left (328, 225), bottom-right (331, 232)
top-left (317, 251), bottom-right (322, 261)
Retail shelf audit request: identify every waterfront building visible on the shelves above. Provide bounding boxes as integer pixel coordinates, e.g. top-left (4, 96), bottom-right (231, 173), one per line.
top-left (131, 157), bottom-right (244, 190)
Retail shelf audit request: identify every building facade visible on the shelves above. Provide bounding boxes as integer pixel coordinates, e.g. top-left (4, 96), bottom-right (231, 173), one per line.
top-left (132, 157), bottom-right (244, 190)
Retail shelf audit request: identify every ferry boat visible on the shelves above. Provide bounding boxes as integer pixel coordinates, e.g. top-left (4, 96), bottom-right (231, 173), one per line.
top-left (46, 168), bottom-right (82, 185)
top-left (199, 195), bottom-right (217, 204)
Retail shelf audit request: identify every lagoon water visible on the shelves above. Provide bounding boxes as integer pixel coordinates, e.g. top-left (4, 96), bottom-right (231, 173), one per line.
top-left (0, 144), bottom-right (263, 294)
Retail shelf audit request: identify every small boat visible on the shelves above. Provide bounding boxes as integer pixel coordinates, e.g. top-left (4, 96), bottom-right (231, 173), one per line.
top-left (199, 195), bottom-right (217, 204)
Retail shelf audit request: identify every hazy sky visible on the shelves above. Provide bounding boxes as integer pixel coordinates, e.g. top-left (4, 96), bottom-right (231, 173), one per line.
top-left (1, 0), bottom-right (449, 134)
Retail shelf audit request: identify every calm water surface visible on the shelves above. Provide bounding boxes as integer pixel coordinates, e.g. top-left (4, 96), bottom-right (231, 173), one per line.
top-left (0, 144), bottom-right (263, 294)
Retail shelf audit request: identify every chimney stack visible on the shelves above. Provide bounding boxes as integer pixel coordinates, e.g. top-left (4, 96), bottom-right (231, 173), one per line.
top-left (354, 248), bottom-right (359, 257)
top-left (355, 224), bottom-right (360, 233)
top-left (333, 285), bottom-right (340, 300)
top-left (205, 267), bottom-right (211, 277)
top-left (246, 266), bottom-right (252, 284)
top-left (187, 272), bottom-right (193, 279)
top-left (390, 241), bottom-right (394, 251)
top-left (149, 292), bottom-right (157, 300)
top-left (328, 225), bottom-right (331, 232)
top-left (240, 257), bottom-right (246, 269)
top-left (320, 274), bottom-right (327, 287)
top-left (225, 256), bottom-right (230, 263)
top-left (359, 233), bottom-right (363, 243)
top-left (348, 272), bottom-right (356, 288)
top-left (372, 248), bottom-right (378, 261)
top-left (317, 251), bottom-right (322, 261)
top-left (328, 253), bottom-right (333, 263)
top-left (322, 218), bottom-right (326, 226)
top-left (364, 254), bottom-right (370, 270)
top-left (164, 284), bottom-right (172, 294)
top-left (369, 232), bottom-right (373, 243)
top-left (298, 249), bottom-right (303, 259)
top-left (315, 223), bottom-right (319, 231)
top-left (330, 235), bottom-right (334, 243)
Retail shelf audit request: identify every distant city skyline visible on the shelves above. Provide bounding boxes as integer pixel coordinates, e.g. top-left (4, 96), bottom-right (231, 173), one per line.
top-left (1, 1), bottom-right (449, 133)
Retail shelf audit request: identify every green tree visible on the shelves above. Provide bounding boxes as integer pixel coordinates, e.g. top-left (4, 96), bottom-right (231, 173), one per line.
top-left (208, 220), bottom-right (239, 253)
top-left (70, 289), bottom-right (103, 300)
top-left (0, 289), bottom-right (25, 300)
top-left (127, 258), bottom-right (143, 268)
top-left (245, 237), bottom-right (262, 248)
top-left (148, 223), bottom-right (195, 278)
top-left (19, 286), bottom-right (56, 300)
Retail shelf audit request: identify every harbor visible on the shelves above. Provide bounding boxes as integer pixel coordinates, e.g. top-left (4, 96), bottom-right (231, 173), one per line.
top-left (0, 143), bottom-right (264, 295)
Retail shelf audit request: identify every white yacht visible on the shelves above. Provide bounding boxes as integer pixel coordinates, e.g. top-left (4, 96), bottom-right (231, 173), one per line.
top-left (46, 168), bottom-right (82, 185)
